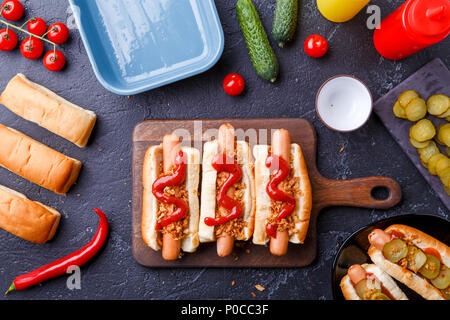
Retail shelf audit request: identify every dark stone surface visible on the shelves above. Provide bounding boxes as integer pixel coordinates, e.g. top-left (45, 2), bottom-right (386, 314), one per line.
top-left (0, 0), bottom-right (448, 300)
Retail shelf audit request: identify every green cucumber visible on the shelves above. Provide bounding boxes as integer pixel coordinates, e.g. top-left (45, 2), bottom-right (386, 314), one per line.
top-left (272, 0), bottom-right (298, 48)
top-left (236, 0), bottom-right (279, 82)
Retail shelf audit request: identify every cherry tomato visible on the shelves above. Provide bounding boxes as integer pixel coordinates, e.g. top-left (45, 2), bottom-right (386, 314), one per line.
top-left (27, 17), bottom-right (47, 37)
top-left (20, 37), bottom-right (44, 59)
top-left (46, 22), bottom-right (69, 44)
top-left (304, 34), bottom-right (328, 58)
top-left (43, 50), bottom-right (66, 72)
top-left (223, 73), bottom-right (245, 96)
top-left (0, 28), bottom-right (17, 51)
top-left (0, 0), bottom-right (23, 21)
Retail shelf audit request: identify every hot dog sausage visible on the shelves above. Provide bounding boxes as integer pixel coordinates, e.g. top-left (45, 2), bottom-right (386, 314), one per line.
top-left (368, 229), bottom-right (392, 251)
top-left (216, 124), bottom-right (236, 257)
top-left (348, 264), bottom-right (367, 284)
top-left (270, 129), bottom-right (291, 256)
top-left (161, 134), bottom-right (182, 261)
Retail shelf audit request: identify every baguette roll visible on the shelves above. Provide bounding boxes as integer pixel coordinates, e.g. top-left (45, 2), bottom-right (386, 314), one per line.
top-left (0, 124), bottom-right (82, 195)
top-left (199, 140), bottom-right (255, 243)
top-left (0, 185), bottom-right (61, 244)
top-left (340, 263), bottom-right (409, 300)
top-left (368, 224), bottom-right (450, 300)
top-left (142, 145), bottom-right (200, 253)
top-left (0, 74), bottom-right (97, 148)
top-left (252, 143), bottom-right (312, 245)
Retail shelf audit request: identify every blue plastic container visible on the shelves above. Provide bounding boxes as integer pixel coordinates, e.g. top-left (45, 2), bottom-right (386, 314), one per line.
top-left (69, 0), bottom-right (224, 95)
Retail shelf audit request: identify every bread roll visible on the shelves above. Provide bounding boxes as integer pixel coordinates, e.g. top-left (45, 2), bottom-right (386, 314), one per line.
top-left (0, 124), bottom-right (82, 195)
top-left (252, 143), bottom-right (312, 245)
top-left (340, 264), bottom-right (409, 300)
top-left (0, 185), bottom-right (61, 243)
top-left (142, 145), bottom-right (200, 253)
top-left (0, 74), bottom-right (97, 148)
top-left (199, 140), bottom-right (255, 243)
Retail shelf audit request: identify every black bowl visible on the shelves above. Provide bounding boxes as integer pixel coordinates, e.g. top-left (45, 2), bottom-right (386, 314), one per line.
top-left (331, 213), bottom-right (450, 300)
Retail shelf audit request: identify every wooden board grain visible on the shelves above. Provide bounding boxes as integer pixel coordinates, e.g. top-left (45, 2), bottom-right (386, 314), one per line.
top-left (132, 119), bottom-right (401, 267)
top-left (373, 58), bottom-right (450, 210)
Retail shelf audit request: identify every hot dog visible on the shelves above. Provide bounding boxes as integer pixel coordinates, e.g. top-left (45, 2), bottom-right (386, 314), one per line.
top-left (252, 129), bottom-right (312, 256)
top-left (142, 133), bottom-right (200, 260)
top-left (340, 263), bottom-right (408, 300)
top-left (199, 124), bottom-right (255, 257)
top-left (368, 224), bottom-right (450, 300)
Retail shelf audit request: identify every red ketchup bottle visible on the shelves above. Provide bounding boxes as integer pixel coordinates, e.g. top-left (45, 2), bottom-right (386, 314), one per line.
top-left (373, 0), bottom-right (450, 60)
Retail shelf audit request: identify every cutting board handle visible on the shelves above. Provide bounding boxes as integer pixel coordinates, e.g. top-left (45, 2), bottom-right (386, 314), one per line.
top-left (314, 176), bottom-right (402, 210)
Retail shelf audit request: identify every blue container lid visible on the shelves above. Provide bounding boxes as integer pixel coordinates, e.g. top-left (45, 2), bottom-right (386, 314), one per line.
top-left (69, 0), bottom-right (224, 95)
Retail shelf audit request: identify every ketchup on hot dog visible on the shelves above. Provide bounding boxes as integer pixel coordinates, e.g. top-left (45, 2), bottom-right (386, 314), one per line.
top-left (265, 154), bottom-right (296, 238)
top-left (152, 151), bottom-right (188, 230)
top-left (204, 153), bottom-right (243, 226)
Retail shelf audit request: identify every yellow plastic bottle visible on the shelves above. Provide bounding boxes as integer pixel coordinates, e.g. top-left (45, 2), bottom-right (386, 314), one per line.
top-left (317, 0), bottom-right (371, 22)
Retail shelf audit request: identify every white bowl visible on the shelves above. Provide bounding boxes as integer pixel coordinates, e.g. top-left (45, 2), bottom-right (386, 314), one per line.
top-left (316, 75), bottom-right (373, 132)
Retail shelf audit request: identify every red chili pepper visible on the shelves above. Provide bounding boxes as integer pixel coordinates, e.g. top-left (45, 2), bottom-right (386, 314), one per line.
top-left (265, 154), bottom-right (296, 238)
top-left (5, 208), bottom-right (109, 294)
top-left (152, 151), bottom-right (188, 230)
top-left (204, 153), bottom-right (243, 226)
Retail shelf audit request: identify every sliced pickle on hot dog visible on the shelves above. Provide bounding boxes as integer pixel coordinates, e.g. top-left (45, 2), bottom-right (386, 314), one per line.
top-left (406, 246), bottom-right (427, 272)
top-left (369, 292), bottom-right (390, 300)
top-left (427, 94), bottom-right (450, 116)
top-left (383, 238), bottom-right (408, 263)
top-left (405, 98), bottom-right (427, 122)
top-left (398, 90), bottom-right (419, 108)
top-left (431, 267), bottom-right (450, 290)
top-left (418, 141), bottom-right (439, 164)
top-left (419, 254), bottom-right (441, 280)
top-left (410, 119), bottom-right (436, 142)
top-left (355, 279), bottom-right (381, 300)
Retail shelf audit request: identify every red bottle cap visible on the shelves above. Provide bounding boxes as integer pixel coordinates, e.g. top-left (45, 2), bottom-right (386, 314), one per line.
top-left (407, 0), bottom-right (450, 42)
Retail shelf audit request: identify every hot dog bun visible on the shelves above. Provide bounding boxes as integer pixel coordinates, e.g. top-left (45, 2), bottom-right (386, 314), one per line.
top-left (0, 185), bottom-right (60, 244)
top-left (340, 263), bottom-right (408, 300)
top-left (142, 145), bottom-right (200, 253)
top-left (199, 140), bottom-right (255, 243)
top-left (0, 124), bottom-right (82, 195)
top-left (252, 143), bottom-right (312, 245)
top-left (368, 224), bottom-right (449, 300)
top-left (0, 74), bottom-right (97, 148)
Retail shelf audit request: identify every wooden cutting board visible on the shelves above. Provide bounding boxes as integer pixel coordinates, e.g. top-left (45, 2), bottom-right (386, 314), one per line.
top-left (131, 119), bottom-right (401, 267)
top-left (373, 58), bottom-right (450, 210)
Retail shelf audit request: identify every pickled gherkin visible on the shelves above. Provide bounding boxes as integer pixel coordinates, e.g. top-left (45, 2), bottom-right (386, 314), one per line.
top-left (410, 119), bottom-right (436, 142)
top-left (419, 254), bottom-right (441, 280)
top-left (418, 141), bottom-right (439, 164)
top-left (406, 246), bottom-right (427, 272)
top-left (399, 90), bottom-right (419, 108)
top-left (369, 292), bottom-right (390, 300)
top-left (405, 98), bottom-right (427, 121)
top-left (428, 153), bottom-right (447, 175)
top-left (427, 94), bottom-right (450, 116)
top-left (393, 101), bottom-right (407, 119)
top-left (355, 279), bottom-right (381, 300)
top-left (383, 239), bottom-right (408, 263)
top-left (431, 267), bottom-right (450, 290)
